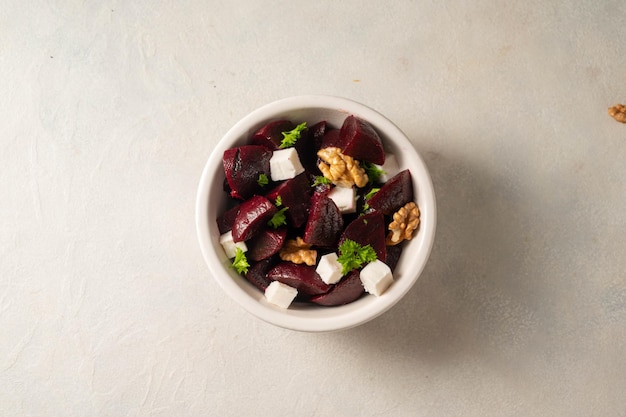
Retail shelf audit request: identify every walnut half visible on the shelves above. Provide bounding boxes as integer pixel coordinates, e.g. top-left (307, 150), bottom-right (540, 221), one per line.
top-left (608, 104), bottom-right (626, 123)
top-left (279, 237), bottom-right (317, 266)
top-left (317, 147), bottom-right (369, 188)
top-left (387, 202), bottom-right (420, 245)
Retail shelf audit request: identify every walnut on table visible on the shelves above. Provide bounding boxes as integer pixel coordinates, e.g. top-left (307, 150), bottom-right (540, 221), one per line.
top-left (317, 147), bottom-right (369, 188)
top-left (279, 237), bottom-right (317, 266)
top-left (608, 104), bottom-right (626, 123)
top-left (386, 202), bottom-right (420, 245)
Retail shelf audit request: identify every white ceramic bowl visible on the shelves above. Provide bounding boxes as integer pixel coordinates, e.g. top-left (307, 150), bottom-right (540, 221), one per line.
top-left (196, 95), bottom-right (436, 332)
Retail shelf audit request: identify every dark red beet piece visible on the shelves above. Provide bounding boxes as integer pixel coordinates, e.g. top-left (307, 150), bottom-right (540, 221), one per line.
top-left (245, 257), bottom-right (275, 292)
top-left (319, 128), bottom-right (341, 150)
top-left (310, 270), bottom-right (364, 306)
top-left (367, 169), bottom-right (413, 215)
top-left (303, 190), bottom-right (344, 248)
top-left (231, 195), bottom-right (277, 242)
top-left (223, 145), bottom-right (273, 200)
top-left (223, 177), bottom-right (231, 194)
top-left (385, 242), bottom-right (403, 272)
top-left (216, 203), bottom-right (240, 234)
top-left (264, 173), bottom-right (312, 228)
top-left (247, 227), bottom-right (287, 261)
top-left (340, 211), bottom-right (387, 262)
top-left (338, 115), bottom-right (385, 165)
top-left (267, 262), bottom-right (331, 296)
top-left (251, 120), bottom-right (294, 150)
top-left (309, 120), bottom-right (327, 151)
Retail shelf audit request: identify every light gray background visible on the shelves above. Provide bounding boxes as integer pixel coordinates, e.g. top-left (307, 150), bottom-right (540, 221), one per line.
top-left (1, 1), bottom-right (625, 416)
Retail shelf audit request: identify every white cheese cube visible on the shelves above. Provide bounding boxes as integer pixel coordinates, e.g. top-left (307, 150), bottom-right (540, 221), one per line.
top-left (328, 185), bottom-right (356, 214)
top-left (269, 148), bottom-right (305, 181)
top-left (265, 281), bottom-right (298, 309)
top-left (377, 153), bottom-right (399, 183)
top-left (219, 230), bottom-right (248, 258)
top-left (316, 252), bottom-right (343, 285)
top-left (360, 259), bottom-right (394, 296)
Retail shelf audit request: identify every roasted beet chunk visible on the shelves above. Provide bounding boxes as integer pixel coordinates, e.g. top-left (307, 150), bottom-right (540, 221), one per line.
top-left (251, 120), bottom-right (294, 150)
top-left (339, 115), bottom-right (385, 165)
top-left (367, 169), bottom-right (413, 215)
top-left (267, 262), bottom-right (331, 296)
top-left (216, 203), bottom-right (240, 234)
top-left (223, 145), bottom-right (273, 200)
top-left (309, 120), bottom-right (327, 151)
top-left (319, 128), bottom-right (341, 150)
top-left (231, 195), bottom-right (278, 242)
top-left (247, 227), bottom-right (287, 261)
top-left (340, 211), bottom-right (387, 262)
top-left (311, 270), bottom-right (364, 306)
top-left (303, 190), bottom-right (344, 248)
top-left (384, 243), bottom-right (403, 272)
top-left (245, 257), bottom-right (276, 292)
top-left (264, 173), bottom-right (312, 228)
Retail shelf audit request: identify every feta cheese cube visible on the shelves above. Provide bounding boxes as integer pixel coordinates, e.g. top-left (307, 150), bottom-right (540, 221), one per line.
top-left (360, 259), bottom-right (393, 296)
top-left (265, 281), bottom-right (298, 309)
top-left (377, 153), bottom-right (399, 183)
top-left (316, 252), bottom-right (343, 285)
top-left (328, 185), bottom-right (356, 214)
top-left (219, 230), bottom-right (248, 258)
top-left (269, 148), bottom-right (305, 181)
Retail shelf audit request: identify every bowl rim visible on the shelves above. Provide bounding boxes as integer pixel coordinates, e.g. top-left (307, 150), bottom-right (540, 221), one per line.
top-left (195, 95), bottom-right (436, 332)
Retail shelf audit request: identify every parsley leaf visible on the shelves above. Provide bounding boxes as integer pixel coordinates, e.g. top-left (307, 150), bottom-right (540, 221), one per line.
top-left (362, 188), bottom-right (380, 212)
top-left (268, 207), bottom-right (288, 228)
top-left (336, 239), bottom-right (377, 275)
top-left (312, 175), bottom-right (331, 187)
top-left (231, 247), bottom-right (250, 274)
top-left (279, 122), bottom-right (307, 148)
top-left (362, 162), bottom-right (385, 183)
top-left (257, 173), bottom-right (269, 187)
top-left (364, 188), bottom-right (380, 200)
top-left (275, 195), bottom-right (283, 207)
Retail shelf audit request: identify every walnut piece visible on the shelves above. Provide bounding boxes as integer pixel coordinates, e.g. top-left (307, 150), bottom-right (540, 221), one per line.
top-left (317, 147), bottom-right (369, 188)
top-left (608, 104), bottom-right (626, 123)
top-left (279, 237), bottom-right (317, 266)
top-left (386, 202), bottom-right (420, 245)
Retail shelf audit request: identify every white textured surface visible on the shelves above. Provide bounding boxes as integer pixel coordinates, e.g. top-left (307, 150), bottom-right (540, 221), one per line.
top-left (1, 0), bottom-right (625, 416)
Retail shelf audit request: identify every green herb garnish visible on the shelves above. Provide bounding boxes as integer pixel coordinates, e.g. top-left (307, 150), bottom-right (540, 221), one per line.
top-left (362, 188), bottom-right (380, 212)
top-left (268, 207), bottom-right (288, 228)
top-left (362, 161), bottom-right (385, 183)
top-left (275, 195), bottom-right (283, 207)
top-left (312, 175), bottom-right (331, 187)
top-left (279, 122), bottom-right (307, 148)
top-left (231, 247), bottom-right (250, 274)
top-left (257, 173), bottom-right (269, 187)
top-left (364, 188), bottom-right (380, 200)
top-left (336, 239), bottom-right (377, 275)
